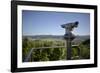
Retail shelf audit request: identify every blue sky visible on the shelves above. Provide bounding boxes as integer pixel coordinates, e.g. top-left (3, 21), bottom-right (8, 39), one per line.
top-left (22, 10), bottom-right (90, 36)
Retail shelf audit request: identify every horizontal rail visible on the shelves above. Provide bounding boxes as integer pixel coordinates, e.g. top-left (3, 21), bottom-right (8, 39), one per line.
top-left (32, 46), bottom-right (66, 49)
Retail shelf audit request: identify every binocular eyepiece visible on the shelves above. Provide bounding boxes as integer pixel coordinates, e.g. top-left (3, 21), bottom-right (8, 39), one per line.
top-left (61, 21), bottom-right (79, 29)
top-left (74, 21), bottom-right (79, 27)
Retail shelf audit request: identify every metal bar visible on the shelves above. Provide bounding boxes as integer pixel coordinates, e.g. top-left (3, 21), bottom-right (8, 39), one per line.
top-left (32, 46), bottom-right (66, 49)
top-left (24, 48), bottom-right (34, 62)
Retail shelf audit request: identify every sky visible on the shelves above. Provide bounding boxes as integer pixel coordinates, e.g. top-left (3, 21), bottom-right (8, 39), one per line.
top-left (22, 10), bottom-right (90, 36)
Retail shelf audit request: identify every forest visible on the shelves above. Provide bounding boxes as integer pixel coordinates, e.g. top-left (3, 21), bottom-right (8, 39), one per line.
top-left (22, 38), bottom-right (90, 62)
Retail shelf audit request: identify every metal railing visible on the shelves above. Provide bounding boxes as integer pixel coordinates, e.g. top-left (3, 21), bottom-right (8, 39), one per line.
top-left (24, 46), bottom-right (66, 62)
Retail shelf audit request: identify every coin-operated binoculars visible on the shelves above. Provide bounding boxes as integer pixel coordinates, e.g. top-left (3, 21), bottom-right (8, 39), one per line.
top-left (61, 21), bottom-right (79, 60)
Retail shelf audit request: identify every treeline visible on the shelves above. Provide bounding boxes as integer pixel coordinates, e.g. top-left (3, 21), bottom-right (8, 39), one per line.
top-left (79, 39), bottom-right (90, 59)
top-left (22, 38), bottom-right (90, 62)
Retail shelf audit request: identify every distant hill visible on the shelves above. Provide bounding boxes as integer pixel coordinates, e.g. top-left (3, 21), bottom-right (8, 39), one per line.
top-left (23, 35), bottom-right (63, 40)
top-left (23, 35), bottom-right (90, 44)
top-left (72, 35), bottom-right (90, 45)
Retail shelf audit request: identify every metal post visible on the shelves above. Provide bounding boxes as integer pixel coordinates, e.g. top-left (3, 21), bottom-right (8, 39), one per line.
top-left (61, 21), bottom-right (79, 60)
top-left (67, 38), bottom-right (72, 60)
top-left (67, 31), bottom-right (72, 60)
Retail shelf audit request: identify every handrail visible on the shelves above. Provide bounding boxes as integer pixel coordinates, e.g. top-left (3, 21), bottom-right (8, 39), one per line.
top-left (31, 46), bottom-right (66, 49)
top-left (24, 46), bottom-right (66, 62)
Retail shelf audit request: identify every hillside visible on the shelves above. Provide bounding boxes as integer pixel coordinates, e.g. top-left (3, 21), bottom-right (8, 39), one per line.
top-left (23, 35), bottom-right (90, 44)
